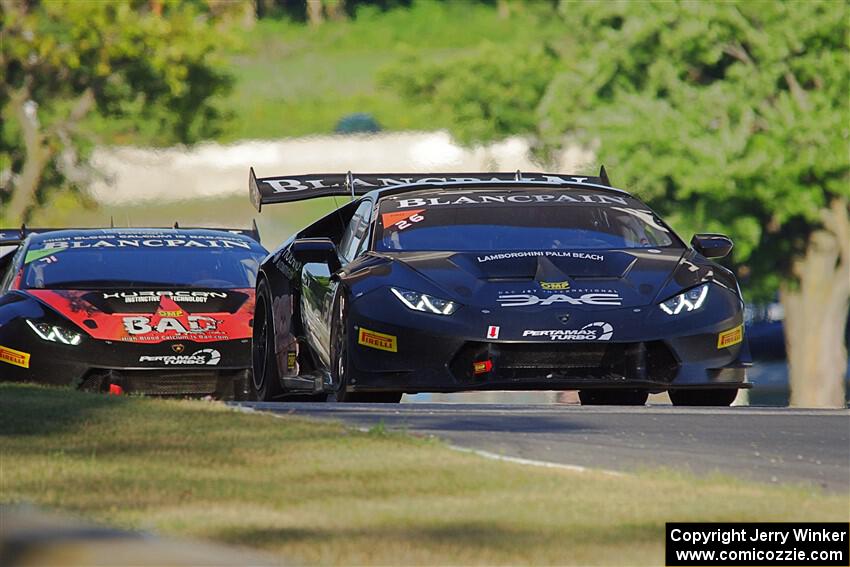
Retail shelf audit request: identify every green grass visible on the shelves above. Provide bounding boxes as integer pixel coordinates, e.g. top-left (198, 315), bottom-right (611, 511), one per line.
top-left (1, 384), bottom-right (847, 565)
top-left (83, 1), bottom-right (564, 145)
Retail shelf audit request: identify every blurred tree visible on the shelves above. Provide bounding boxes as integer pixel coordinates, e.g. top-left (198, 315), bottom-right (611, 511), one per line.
top-left (384, 0), bottom-right (850, 406)
top-left (0, 0), bottom-right (233, 223)
top-left (380, 43), bottom-right (557, 145)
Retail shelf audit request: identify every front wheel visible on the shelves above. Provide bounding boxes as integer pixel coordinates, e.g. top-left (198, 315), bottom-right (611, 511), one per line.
top-left (251, 279), bottom-right (284, 401)
top-left (669, 389), bottom-right (738, 407)
top-left (327, 290), bottom-right (356, 402)
top-left (578, 389), bottom-right (648, 406)
top-left (327, 292), bottom-right (401, 403)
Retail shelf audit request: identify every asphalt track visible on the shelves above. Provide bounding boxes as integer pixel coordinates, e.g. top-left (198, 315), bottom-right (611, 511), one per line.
top-left (238, 401), bottom-right (850, 492)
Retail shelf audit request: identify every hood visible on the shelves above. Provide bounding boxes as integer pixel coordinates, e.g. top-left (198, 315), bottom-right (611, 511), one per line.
top-left (24, 288), bottom-right (254, 343)
top-left (380, 248), bottom-right (707, 310)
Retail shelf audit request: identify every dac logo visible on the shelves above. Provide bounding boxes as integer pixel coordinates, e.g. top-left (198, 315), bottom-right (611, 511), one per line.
top-left (498, 293), bottom-right (622, 307)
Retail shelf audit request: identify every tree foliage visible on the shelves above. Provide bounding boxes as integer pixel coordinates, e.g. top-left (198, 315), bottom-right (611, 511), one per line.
top-left (0, 0), bottom-right (234, 222)
top-left (381, 44), bottom-right (557, 145)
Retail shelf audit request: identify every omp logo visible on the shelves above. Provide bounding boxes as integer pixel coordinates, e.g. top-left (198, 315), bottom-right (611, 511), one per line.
top-left (498, 293), bottom-right (622, 307)
top-left (0, 345), bottom-right (30, 368)
top-left (523, 322), bottom-right (614, 341)
top-left (156, 310), bottom-right (184, 318)
top-left (357, 327), bottom-right (398, 352)
top-left (717, 324), bottom-right (743, 349)
top-left (139, 349), bottom-right (221, 366)
top-left (540, 281), bottom-right (570, 291)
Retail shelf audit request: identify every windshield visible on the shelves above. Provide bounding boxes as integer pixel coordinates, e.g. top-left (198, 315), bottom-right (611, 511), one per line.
top-left (375, 190), bottom-right (678, 252)
top-left (21, 234), bottom-right (266, 290)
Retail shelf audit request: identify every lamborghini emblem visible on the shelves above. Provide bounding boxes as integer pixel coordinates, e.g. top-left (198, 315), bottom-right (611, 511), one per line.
top-left (171, 344), bottom-right (185, 354)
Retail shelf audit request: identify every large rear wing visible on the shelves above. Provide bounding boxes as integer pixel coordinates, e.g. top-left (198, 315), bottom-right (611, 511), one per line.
top-left (249, 167), bottom-right (612, 211)
top-left (0, 221), bottom-right (262, 246)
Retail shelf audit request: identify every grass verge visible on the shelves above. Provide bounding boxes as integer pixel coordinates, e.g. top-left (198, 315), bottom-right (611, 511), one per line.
top-left (1, 384), bottom-right (847, 565)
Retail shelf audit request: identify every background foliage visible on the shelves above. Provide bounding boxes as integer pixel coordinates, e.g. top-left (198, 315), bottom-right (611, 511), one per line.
top-left (0, 0), bottom-right (232, 221)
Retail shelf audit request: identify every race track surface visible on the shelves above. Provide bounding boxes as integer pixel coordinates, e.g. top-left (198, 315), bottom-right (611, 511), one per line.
top-left (238, 402), bottom-right (850, 492)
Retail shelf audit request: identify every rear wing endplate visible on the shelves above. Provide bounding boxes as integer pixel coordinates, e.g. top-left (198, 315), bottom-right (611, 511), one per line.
top-left (249, 167), bottom-right (611, 212)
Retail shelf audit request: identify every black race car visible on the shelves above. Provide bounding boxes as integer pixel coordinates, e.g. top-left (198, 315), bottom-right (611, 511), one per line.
top-left (248, 168), bottom-right (751, 405)
top-left (0, 226), bottom-right (267, 398)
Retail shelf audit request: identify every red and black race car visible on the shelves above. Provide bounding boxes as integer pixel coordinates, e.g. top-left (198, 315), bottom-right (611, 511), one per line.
top-left (0, 226), bottom-right (267, 398)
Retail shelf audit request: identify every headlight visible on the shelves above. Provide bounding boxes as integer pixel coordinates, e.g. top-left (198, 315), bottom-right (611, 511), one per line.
top-left (390, 287), bottom-right (458, 315)
top-left (659, 283), bottom-right (709, 315)
top-left (26, 320), bottom-right (83, 345)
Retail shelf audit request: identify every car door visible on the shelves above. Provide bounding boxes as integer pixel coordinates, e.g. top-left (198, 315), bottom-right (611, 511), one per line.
top-left (301, 199), bottom-right (374, 368)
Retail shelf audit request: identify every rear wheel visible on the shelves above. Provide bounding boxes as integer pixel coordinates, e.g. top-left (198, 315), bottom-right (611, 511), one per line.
top-left (328, 292), bottom-right (401, 403)
top-left (251, 279), bottom-right (284, 401)
top-left (578, 389), bottom-right (648, 406)
top-left (669, 389), bottom-right (738, 407)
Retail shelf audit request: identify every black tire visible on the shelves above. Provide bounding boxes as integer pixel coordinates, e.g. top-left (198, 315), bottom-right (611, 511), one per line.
top-left (251, 279), bottom-right (284, 401)
top-left (669, 389), bottom-right (738, 407)
top-left (578, 389), bottom-right (648, 406)
top-left (327, 290), bottom-right (355, 402)
top-left (327, 291), bottom-right (401, 403)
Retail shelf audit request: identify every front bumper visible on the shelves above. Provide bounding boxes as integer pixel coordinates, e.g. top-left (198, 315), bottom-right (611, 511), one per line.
top-left (344, 289), bottom-right (750, 394)
top-left (0, 324), bottom-right (253, 398)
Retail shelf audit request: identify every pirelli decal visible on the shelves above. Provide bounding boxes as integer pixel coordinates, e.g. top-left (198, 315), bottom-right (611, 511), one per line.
top-left (357, 327), bottom-right (398, 352)
top-left (0, 345), bottom-right (31, 368)
top-left (717, 324), bottom-right (743, 349)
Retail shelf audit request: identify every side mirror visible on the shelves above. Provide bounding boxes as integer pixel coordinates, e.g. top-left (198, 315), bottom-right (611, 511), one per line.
top-left (291, 237), bottom-right (342, 272)
top-left (691, 234), bottom-right (733, 259)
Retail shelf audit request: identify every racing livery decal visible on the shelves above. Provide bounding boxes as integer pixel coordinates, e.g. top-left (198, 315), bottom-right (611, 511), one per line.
top-left (394, 193), bottom-right (629, 209)
top-left (102, 291), bottom-right (228, 304)
top-left (540, 281), bottom-right (570, 291)
top-left (381, 209), bottom-right (426, 229)
top-left (498, 291), bottom-right (623, 307)
top-left (26, 289), bottom-right (255, 344)
top-left (717, 324), bottom-right (744, 349)
top-left (522, 322), bottom-right (614, 341)
top-left (476, 251), bottom-right (604, 263)
top-left (138, 348), bottom-right (222, 366)
top-left (357, 327), bottom-right (398, 352)
top-left (0, 345), bottom-right (30, 368)
top-left (35, 233), bottom-right (252, 250)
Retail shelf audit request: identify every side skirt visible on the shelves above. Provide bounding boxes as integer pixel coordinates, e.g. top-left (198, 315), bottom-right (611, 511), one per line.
top-left (282, 371), bottom-right (330, 393)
